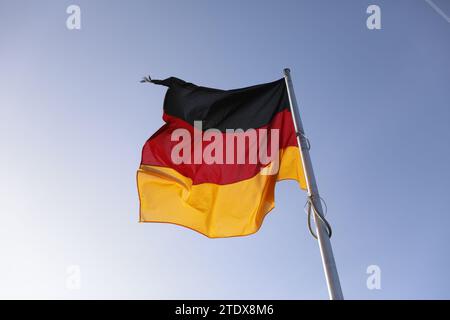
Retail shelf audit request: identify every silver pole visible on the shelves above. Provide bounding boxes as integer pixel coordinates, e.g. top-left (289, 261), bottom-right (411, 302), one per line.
top-left (283, 68), bottom-right (344, 300)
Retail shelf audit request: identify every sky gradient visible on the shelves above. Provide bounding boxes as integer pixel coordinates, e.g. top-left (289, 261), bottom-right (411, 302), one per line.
top-left (0, 0), bottom-right (449, 299)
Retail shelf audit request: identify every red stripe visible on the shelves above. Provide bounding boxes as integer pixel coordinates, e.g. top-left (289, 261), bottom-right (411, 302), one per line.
top-left (141, 109), bottom-right (298, 185)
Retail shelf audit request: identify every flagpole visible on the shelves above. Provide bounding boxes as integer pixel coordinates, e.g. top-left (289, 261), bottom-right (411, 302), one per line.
top-left (283, 68), bottom-right (344, 300)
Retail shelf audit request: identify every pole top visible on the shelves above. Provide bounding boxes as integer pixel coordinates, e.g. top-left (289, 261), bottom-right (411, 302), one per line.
top-left (283, 68), bottom-right (291, 75)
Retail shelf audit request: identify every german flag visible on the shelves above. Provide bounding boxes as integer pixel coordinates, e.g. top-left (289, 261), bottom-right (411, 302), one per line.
top-left (137, 77), bottom-right (307, 238)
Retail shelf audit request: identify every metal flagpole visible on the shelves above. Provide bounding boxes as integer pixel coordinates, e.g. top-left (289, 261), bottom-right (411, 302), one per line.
top-left (283, 68), bottom-right (344, 300)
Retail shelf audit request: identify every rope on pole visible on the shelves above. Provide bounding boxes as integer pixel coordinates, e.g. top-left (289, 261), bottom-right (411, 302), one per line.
top-left (305, 195), bottom-right (332, 239)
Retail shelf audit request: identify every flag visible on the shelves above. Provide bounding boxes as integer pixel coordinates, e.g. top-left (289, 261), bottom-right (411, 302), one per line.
top-left (137, 76), bottom-right (306, 238)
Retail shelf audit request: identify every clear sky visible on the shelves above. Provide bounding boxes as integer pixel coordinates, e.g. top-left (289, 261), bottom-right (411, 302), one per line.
top-left (0, 0), bottom-right (449, 299)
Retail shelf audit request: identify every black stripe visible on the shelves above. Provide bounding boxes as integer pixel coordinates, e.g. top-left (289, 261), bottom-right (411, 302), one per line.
top-left (150, 77), bottom-right (290, 131)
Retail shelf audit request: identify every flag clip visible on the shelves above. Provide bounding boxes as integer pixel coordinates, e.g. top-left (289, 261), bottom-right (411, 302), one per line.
top-left (296, 131), bottom-right (311, 150)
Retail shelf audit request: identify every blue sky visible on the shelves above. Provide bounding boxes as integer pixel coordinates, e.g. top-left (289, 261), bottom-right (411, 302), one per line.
top-left (0, 0), bottom-right (449, 299)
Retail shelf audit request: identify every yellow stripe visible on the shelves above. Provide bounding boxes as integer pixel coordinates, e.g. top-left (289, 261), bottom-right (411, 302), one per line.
top-left (137, 146), bottom-right (306, 238)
